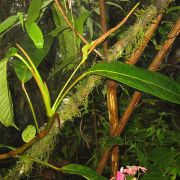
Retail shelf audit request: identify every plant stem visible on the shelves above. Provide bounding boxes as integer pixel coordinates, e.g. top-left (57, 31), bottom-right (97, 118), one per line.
top-left (16, 45), bottom-right (52, 117)
top-left (22, 83), bottom-right (40, 134)
top-left (52, 72), bottom-right (86, 113)
top-left (25, 156), bottom-right (62, 171)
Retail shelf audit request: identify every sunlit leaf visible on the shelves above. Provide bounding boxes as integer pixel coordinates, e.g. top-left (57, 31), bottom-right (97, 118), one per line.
top-left (0, 59), bottom-right (17, 129)
top-left (22, 125), bottom-right (36, 143)
top-left (61, 164), bottom-right (107, 180)
top-left (26, 22), bottom-right (44, 49)
top-left (86, 62), bottom-right (180, 104)
top-left (0, 15), bottom-right (17, 34)
top-left (27, 0), bottom-right (42, 25)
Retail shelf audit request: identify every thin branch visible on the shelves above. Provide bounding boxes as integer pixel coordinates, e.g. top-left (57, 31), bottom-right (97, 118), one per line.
top-left (96, 16), bottom-right (180, 174)
top-left (54, 0), bottom-right (103, 58)
top-left (0, 113), bottom-right (59, 160)
top-left (99, 0), bottom-right (119, 176)
top-left (99, 0), bottom-right (108, 56)
top-left (88, 3), bottom-right (140, 54)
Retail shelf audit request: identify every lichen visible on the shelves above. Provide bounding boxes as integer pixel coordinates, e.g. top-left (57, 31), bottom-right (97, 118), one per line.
top-left (4, 122), bottom-right (59, 179)
top-left (108, 5), bottom-right (158, 61)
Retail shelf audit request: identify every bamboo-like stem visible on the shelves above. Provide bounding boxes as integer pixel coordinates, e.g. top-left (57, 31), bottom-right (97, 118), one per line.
top-left (96, 16), bottom-right (180, 174)
top-left (99, 0), bottom-right (119, 176)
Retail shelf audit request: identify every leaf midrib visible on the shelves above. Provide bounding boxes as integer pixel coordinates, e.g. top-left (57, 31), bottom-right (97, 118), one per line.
top-left (87, 69), bottom-right (180, 97)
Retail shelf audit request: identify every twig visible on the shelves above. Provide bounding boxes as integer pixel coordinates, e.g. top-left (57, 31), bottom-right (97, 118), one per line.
top-left (54, 0), bottom-right (103, 58)
top-left (99, 0), bottom-right (108, 56)
top-left (96, 16), bottom-right (180, 174)
top-left (88, 3), bottom-right (140, 54)
top-left (0, 113), bottom-right (59, 160)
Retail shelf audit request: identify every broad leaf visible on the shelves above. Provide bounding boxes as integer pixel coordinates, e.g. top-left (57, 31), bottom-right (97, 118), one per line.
top-left (0, 15), bottom-right (18, 34)
top-left (86, 62), bottom-right (180, 104)
top-left (13, 35), bottom-right (53, 82)
top-left (26, 22), bottom-right (44, 49)
top-left (22, 125), bottom-right (36, 143)
top-left (27, 0), bottom-right (42, 25)
top-left (61, 164), bottom-right (107, 180)
top-left (0, 59), bottom-right (17, 128)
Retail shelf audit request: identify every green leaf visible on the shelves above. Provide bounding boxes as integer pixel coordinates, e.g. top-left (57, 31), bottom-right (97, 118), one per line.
top-left (86, 62), bottom-right (180, 104)
top-left (61, 164), bottom-right (107, 180)
top-left (74, 11), bottom-right (91, 47)
top-left (53, 4), bottom-right (77, 57)
top-left (0, 15), bottom-right (18, 34)
top-left (105, 2), bottom-right (125, 14)
top-left (22, 125), bottom-right (36, 143)
top-left (48, 26), bottom-right (68, 37)
top-left (27, 0), bottom-right (42, 25)
top-left (26, 22), bottom-right (44, 49)
top-left (0, 59), bottom-right (17, 128)
top-left (6, 47), bottom-right (17, 58)
top-left (147, 147), bottom-right (175, 170)
top-left (13, 35), bottom-right (53, 82)
top-left (17, 12), bottom-right (24, 30)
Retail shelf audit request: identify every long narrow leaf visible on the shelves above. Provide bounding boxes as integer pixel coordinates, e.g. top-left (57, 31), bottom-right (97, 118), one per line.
top-left (27, 0), bottom-right (42, 25)
top-left (13, 35), bottom-right (53, 82)
top-left (61, 164), bottom-right (107, 180)
top-left (26, 22), bottom-right (44, 49)
top-left (0, 59), bottom-right (17, 128)
top-left (0, 15), bottom-right (17, 34)
top-left (86, 62), bottom-right (180, 104)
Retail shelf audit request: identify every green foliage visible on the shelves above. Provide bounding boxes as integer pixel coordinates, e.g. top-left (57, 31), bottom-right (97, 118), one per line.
top-left (86, 61), bottom-right (180, 104)
top-left (26, 0), bottom-right (44, 49)
top-left (13, 35), bottom-right (53, 82)
top-left (0, 15), bottom-right (18, 34)
top-left (26, 0), bottom-right (42, 25)
top-left (26, 22), bottom-right (44, 49)
top-left (0, 59), bottom-right (17, 128)
top-left (61, 164), bottom-right (107, 180)
top-left (0, 0), bottom-right (179, 179)
top-left (22, 125), bottom-right (36, 143)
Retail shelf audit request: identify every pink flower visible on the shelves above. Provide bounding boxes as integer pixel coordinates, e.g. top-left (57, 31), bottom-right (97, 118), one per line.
top-left (123, 166), bottom-right (147, 176)
top-left (112, 166), bottom-right (147, 180)
top-left (116, 171), bottom-right (126, 180)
